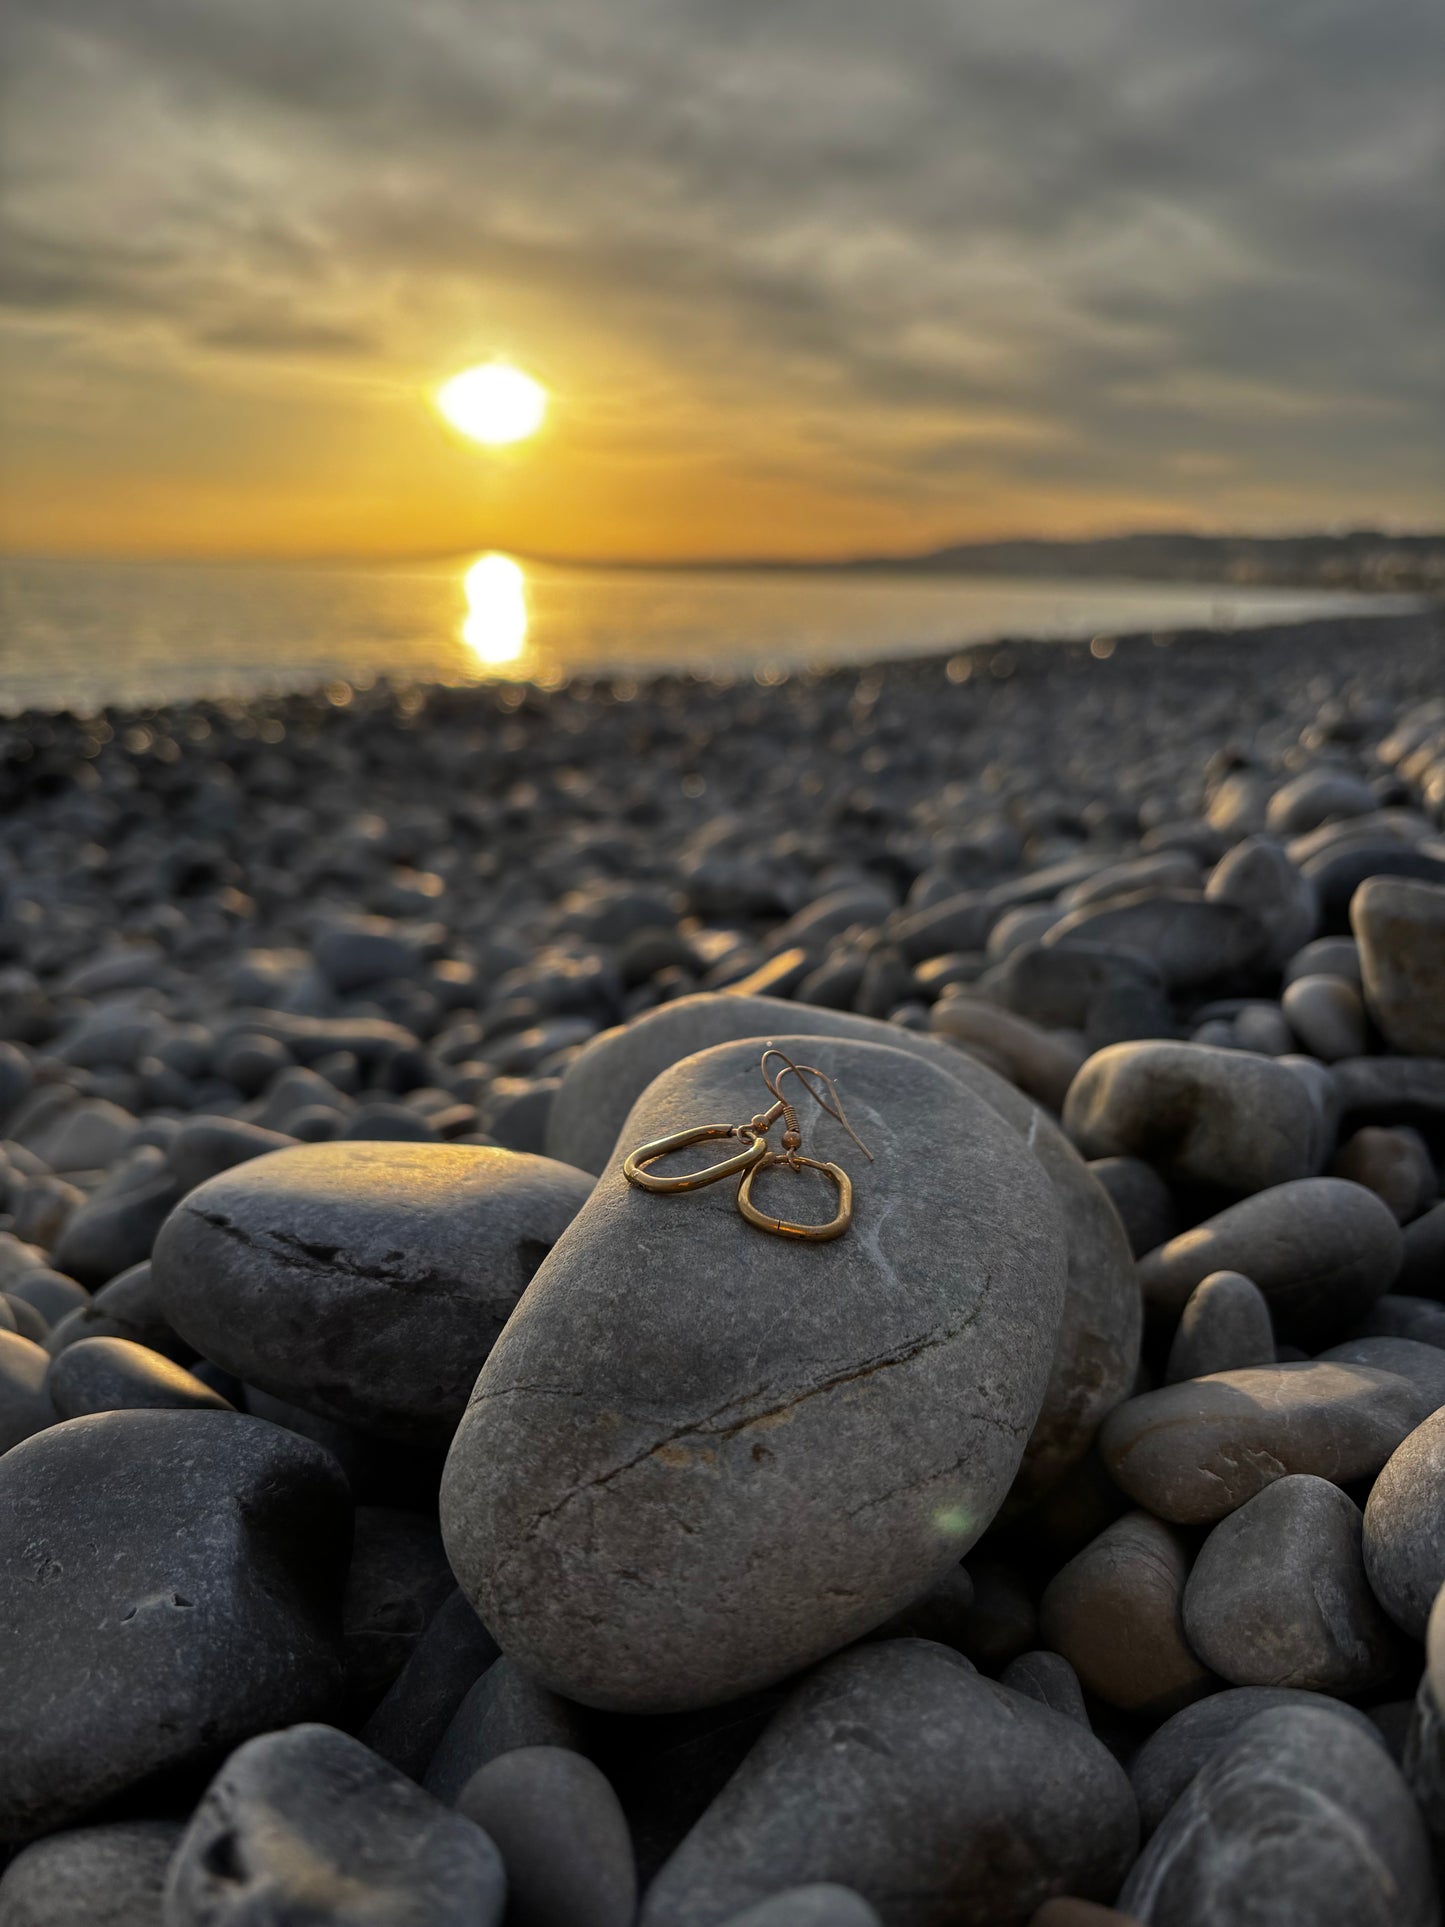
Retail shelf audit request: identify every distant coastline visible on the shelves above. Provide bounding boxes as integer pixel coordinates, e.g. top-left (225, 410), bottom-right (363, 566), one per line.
top-left (546, 529), bottom-right (1445, 596)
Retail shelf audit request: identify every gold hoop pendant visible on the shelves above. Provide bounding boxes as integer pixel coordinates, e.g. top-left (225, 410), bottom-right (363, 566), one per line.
top-left (624, 1124), bottom-right (767, 1193)
top-left (736, 1155), bottom-right (854, 1241)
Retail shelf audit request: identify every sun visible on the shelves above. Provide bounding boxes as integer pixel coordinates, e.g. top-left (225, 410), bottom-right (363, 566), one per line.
top-left (436, 363), bottom-right (547, 446)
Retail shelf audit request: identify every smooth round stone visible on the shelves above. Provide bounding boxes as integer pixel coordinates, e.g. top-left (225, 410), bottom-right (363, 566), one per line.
top-left (1331, 1126), bottom-right (1436, 1223)
top-left (1064, 852), bottom-right (1202, 910)
top-left (1283, 935), bottom-right (1362, 987)
top-left (456, 1746), bottom-right (635, 1927)
top-left (361, 1589), bottom-right (501, 1782)
top-left (1099, 1362), bottom-right (1428, 1524)
top-left (639, 1641), bottom-right (1136, 1927)
top-left (1063, 1043), bottom-right (1317, 1195)
top-left (424, 1657), bottom-right (588, 1805)
top-left (1182, 1475), bottom-right (1395, 1692)
top-left (929, 997), bottom-right (1087, 1110)
top-left (978, 941), bottom-right (1171, 1045)
top-left (0, 1328), bottom-right (53, 1452)
top-left (164, 1723), bottom-right (504, 1926)
top-left (1363, 1406), bottom-right (1445, 1637)
top-left (43, 1260), bottom-right (191, 1363)
top-left (314, 918), bottom-right (441, 993)
top-left (1129, 1688), bottom-right (1384, 1838)
top-left (1318, 1334), bottom-right (1445, 1410)
top-left (0, 1290), bottom-right (34, 1337)
top-left (47, 1335), bottom-right (235, 1419)
top-left (1119, 1704), bottom-right (1436, 1926)
top-left (0, 1410), bottom-right (351, 1842)
top-left (1040, 893), bottom-right (1267, 992)
top-left (0, 1819), bottom-right (184, 1926)
top-left (6, 1266), bottom-right (89, 1326)
top-left (545, 992), bottom-right (1141, 1512)
top-left (719, 1891), bottom-right (883, 1927)
top-left (1039, 1511), bottom-right (1214, 1717)
top-left (1352, 876), bottom-right (1445, 1055)
top-left (152, 1141), bottom-right (594, 1444)
top-left (1165, 1271), bottom-right (1274, 1383)
top-left (51, 1167), bottom-right (182, 1288)
top-left (1267, 768), bottom-right (1380, 837)
top-left (1137, 1178), bottom-right (1404, 1346)
top-left (1087, 1156), bottom-right (1176, 1258)
top-left (441, 1038), bottom-right (1068, 1713)
top-left (165, 1116), bottom-right (297, 1193)
top-left (1205, 836), bottom-right (1317, 968)
top-left (1306, 843), bottom-right (1445, 933)
top-left (1281, 974), bottom-right (1367, 1061)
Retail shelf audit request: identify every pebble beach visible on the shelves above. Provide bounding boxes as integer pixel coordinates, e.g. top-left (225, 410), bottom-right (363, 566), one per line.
top-left (2, 602), bottom-right (1445, 1925)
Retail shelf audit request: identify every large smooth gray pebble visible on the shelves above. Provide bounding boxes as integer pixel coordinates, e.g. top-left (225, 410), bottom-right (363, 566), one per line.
top-left (442, 1037), bottom-right (1066, 1712)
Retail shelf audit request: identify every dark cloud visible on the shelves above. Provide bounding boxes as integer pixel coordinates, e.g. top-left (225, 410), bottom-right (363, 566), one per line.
top-left (1, 0), bottom-right (1441, 530)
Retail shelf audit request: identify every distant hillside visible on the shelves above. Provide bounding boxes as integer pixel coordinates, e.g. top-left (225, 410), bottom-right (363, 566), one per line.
top-left (851, 530), bottom-right (1445, 593)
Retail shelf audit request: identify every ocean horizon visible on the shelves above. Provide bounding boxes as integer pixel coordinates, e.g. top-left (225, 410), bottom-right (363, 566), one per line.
top-left (0, 552), bottom-right (1425, 714)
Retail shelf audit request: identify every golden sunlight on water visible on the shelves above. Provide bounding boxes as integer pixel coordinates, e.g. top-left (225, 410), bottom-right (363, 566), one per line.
top-left (461, 553), bottom-right (529, 667)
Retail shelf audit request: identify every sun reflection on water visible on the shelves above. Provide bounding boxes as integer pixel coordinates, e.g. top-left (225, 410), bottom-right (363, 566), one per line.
top-left (461, 553), bottom-right (528, 668)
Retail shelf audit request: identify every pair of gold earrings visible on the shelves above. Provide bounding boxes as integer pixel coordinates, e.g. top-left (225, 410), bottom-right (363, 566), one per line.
top-left (623, 1048), bottom-right (873, 1241)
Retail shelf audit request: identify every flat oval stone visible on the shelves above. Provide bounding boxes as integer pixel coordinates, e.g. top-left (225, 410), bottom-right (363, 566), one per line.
top-left (1119, 1704), bottom-right (1436, 1926)
top-left (152, 1142), bottom-right (594, 1443)
top-left (1319, 1335), bottom-right (1445, 1411)
top-left (1137, 1178), bottom-right (1404, 1346)
top-left (442, 1037), bottom-right (1067, 1712)
top-left (1128, 1688), bottom-right (1385, 1837)
top-left (542, 993), bottom-right (1139, 1514)
top-left (1087, 1156), bottom-right (1176, 1258)
top-left (0, 1819), bottom-right (183, 1926)
top-left (1038, 1511), bottom-right (1215, 1716)
top-left (1363, 1406), bottom-right (1445, 1637)
top-left (1164, 1271), bottom-right (1274, 1383)
top-left (163, 1723), bottom-right (504, 1926)
top-left (1353, 875), bottom-right (1445, 1056)
top-left (1205, 835), bottom-right (1317, 969)
top-left (1041, 892), bottom-right (1267, 991)
top-left (1099, 1362), bottom-right (1428, 1524)
top-left (0, 1409), bottom-right (351, 1842)
top-left (1281, 973), bottom-right (1367, 1060)
top-left (1063, 1043), bottom-right (1318, 1195)
top-left (1182, 1474), bottom-right (1396, 1692)
top-left (47, 1335), bottom-right (234, 1419)
top-left (638, 1640), bottom-right (1137, 1927)
top-left (456, 1746), bottom-right (635, 1927)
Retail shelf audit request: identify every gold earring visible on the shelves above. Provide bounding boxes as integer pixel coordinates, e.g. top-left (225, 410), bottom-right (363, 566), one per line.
top-left (735, 1050), bottom-right (873, 1241)
top-left (622, 1048), bottom-right (873, 1242)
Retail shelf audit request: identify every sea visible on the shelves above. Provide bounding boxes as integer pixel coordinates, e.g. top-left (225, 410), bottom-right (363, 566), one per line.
top-left (0, 552), bottom-right (1424, 714)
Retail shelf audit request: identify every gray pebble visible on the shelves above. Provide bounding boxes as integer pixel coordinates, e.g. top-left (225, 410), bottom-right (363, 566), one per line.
top-left (1063, 1042), bottom-right (1318, 1195)
top-left (441, 1036), bottom-right (1067, 1712)
top-left (1039, 1511), bottom-right (1215, 1716)
top-left (425, 1658), bottom-right (589, 1806)
top-left (639, 1640), bottom-right (1137, 1927)
top-left (1363, 1406), bottom-right (1445, 1637)
top-left (1119, 1704), bottom-right (1435, 1926)
top-left (0, 1819), bottom-right (183, 1926)
top-left (47, 1335), bottom-right (234, 1418)
top-left (0, 1409), bottom-right (351, 1841)
top-left (1100, 1361), bottom-right (1427, 1524)
top-left (1182, 1475), bottom-right (1396, 1692)
top-left (456, 1746), bottom-right (635, 1927)
top-left (1353, 875), bottom-right (1445, 1056)
top-left (163, 1723), bottom-right (504, 1926)
top-left (1136, 1177), bottom-right (1404, 1346)
top-left (153, 1141), bottom-right (593, 1443)
top-left (1165, 1271), bottom-right (1275, 1382)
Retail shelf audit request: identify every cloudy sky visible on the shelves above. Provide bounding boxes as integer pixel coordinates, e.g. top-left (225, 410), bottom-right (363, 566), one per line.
top-left (1, 0), bottom-right (1440, 560)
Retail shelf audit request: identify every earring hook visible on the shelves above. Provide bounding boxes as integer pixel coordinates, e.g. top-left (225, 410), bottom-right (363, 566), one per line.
top-left (758, 1048), bottom-right (875, 1163)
